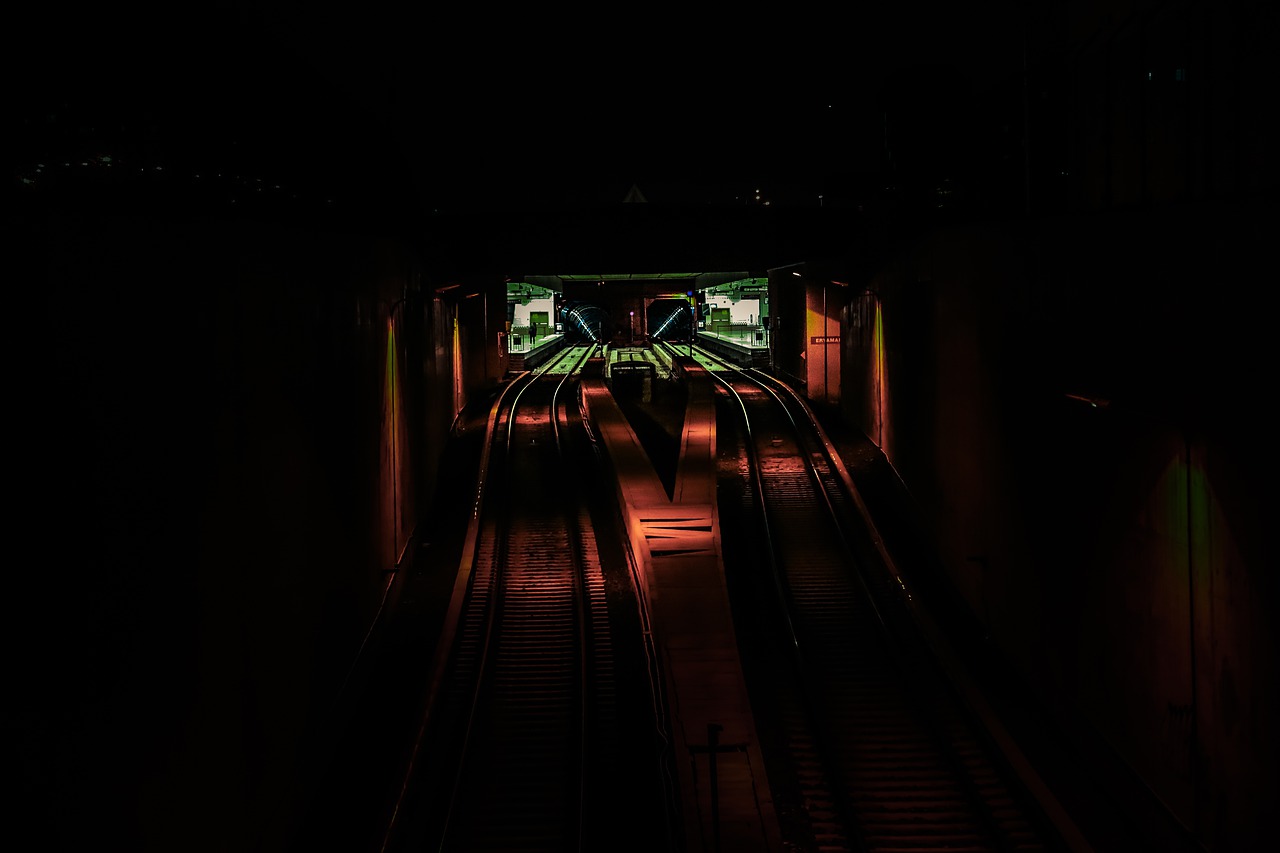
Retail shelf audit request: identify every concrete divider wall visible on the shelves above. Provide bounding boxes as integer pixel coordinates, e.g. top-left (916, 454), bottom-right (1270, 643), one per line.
top-left (578, 375), bottom-right (669, 602)
top-left (580, 368), bottom-right (780, 852)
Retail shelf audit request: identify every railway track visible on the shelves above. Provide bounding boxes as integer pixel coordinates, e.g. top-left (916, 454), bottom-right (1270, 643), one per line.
top-left (379, 345), bottom-right (676, 853)
top-left (673, 341), bottom-right (1069, 853)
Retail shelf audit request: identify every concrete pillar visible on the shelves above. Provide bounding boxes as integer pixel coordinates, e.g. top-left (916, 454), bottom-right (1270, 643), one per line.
top-left (805, 279), bottom-right (841, 404)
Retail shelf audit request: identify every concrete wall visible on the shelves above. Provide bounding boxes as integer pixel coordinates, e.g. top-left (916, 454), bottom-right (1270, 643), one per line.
top-left (838, 198), bottom-right (1275, 849)
top-left (11, 204), bottom-right (456, 851)
top-left (767, 265), bottom-right (809, 387)
top-left (510, 293), bottom-right (556, 347)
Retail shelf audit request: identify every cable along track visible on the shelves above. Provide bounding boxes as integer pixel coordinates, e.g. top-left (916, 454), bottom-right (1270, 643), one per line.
top-left (697, 346), bottom-right (1066, 853)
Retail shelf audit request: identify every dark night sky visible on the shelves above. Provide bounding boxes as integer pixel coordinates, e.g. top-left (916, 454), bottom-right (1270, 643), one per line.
top-left (12, 3), bottom-right (1031, 214)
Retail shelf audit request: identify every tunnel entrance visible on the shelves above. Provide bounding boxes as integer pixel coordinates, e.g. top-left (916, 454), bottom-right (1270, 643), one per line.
top-left (647, 298), bottom-right (694, 343)
top-left (560, 300), bottom-right (609, 345)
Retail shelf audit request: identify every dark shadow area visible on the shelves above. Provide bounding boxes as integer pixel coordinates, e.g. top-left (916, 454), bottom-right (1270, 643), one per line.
top-left (614, 376), bottom-right (688, 500)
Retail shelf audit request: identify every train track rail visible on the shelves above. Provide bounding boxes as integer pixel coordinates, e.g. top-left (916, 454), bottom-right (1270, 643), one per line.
top-left (669, 341), bottom-right (1070, 853)
top-left (379, 345), bottom-right (675, 853)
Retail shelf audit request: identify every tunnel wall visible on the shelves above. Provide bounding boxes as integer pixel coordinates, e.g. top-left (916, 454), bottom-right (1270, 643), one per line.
top-left (13, 205), bottom-right (454, 851)
top-left (838, 198), bottom-right (1274, 849)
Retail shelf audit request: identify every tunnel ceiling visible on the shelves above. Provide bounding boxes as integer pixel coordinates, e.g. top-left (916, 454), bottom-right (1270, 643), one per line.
top-left (427, 197), bottom-right (858, 284)
top-left (552, 273), bottom-right (704, 282)
top-left (523, 272), bottom-right (748, 292)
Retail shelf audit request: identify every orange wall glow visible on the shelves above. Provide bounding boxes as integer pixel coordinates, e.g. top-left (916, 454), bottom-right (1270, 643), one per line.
top-left (873, 298), bottom-right (888, 455)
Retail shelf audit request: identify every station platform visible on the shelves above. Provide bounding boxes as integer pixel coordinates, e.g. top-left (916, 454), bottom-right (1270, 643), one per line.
top-left (506, 333), bottom-right (566, 372)
top-left (580, 357), bottom-right (782, 853)
top-left (687, 328), bottom-right (770, 368)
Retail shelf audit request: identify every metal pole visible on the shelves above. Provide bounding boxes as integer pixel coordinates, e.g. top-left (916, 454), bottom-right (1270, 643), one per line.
top-left (708, 723), bottom-right (723, 852)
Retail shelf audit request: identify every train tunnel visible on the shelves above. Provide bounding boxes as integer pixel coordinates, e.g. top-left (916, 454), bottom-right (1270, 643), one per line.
top-left (646, 297), bottom-right (695, 343)
top-left (558, 299), bottom-right (609, 345)
top-left (13, 5), bottom-right (1275, 850)
top-left (555, 296), bottom-right (696, 346)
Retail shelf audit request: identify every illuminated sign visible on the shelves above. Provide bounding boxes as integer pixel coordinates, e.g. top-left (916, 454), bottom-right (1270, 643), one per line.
top-left (810, 335), bottom-right (840, 344)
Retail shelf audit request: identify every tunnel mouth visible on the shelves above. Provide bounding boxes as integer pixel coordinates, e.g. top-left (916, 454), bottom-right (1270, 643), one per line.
top-left (647, 298), bottom-right (694, 343)
top-left (559, 300), bottom-right (609, 345)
